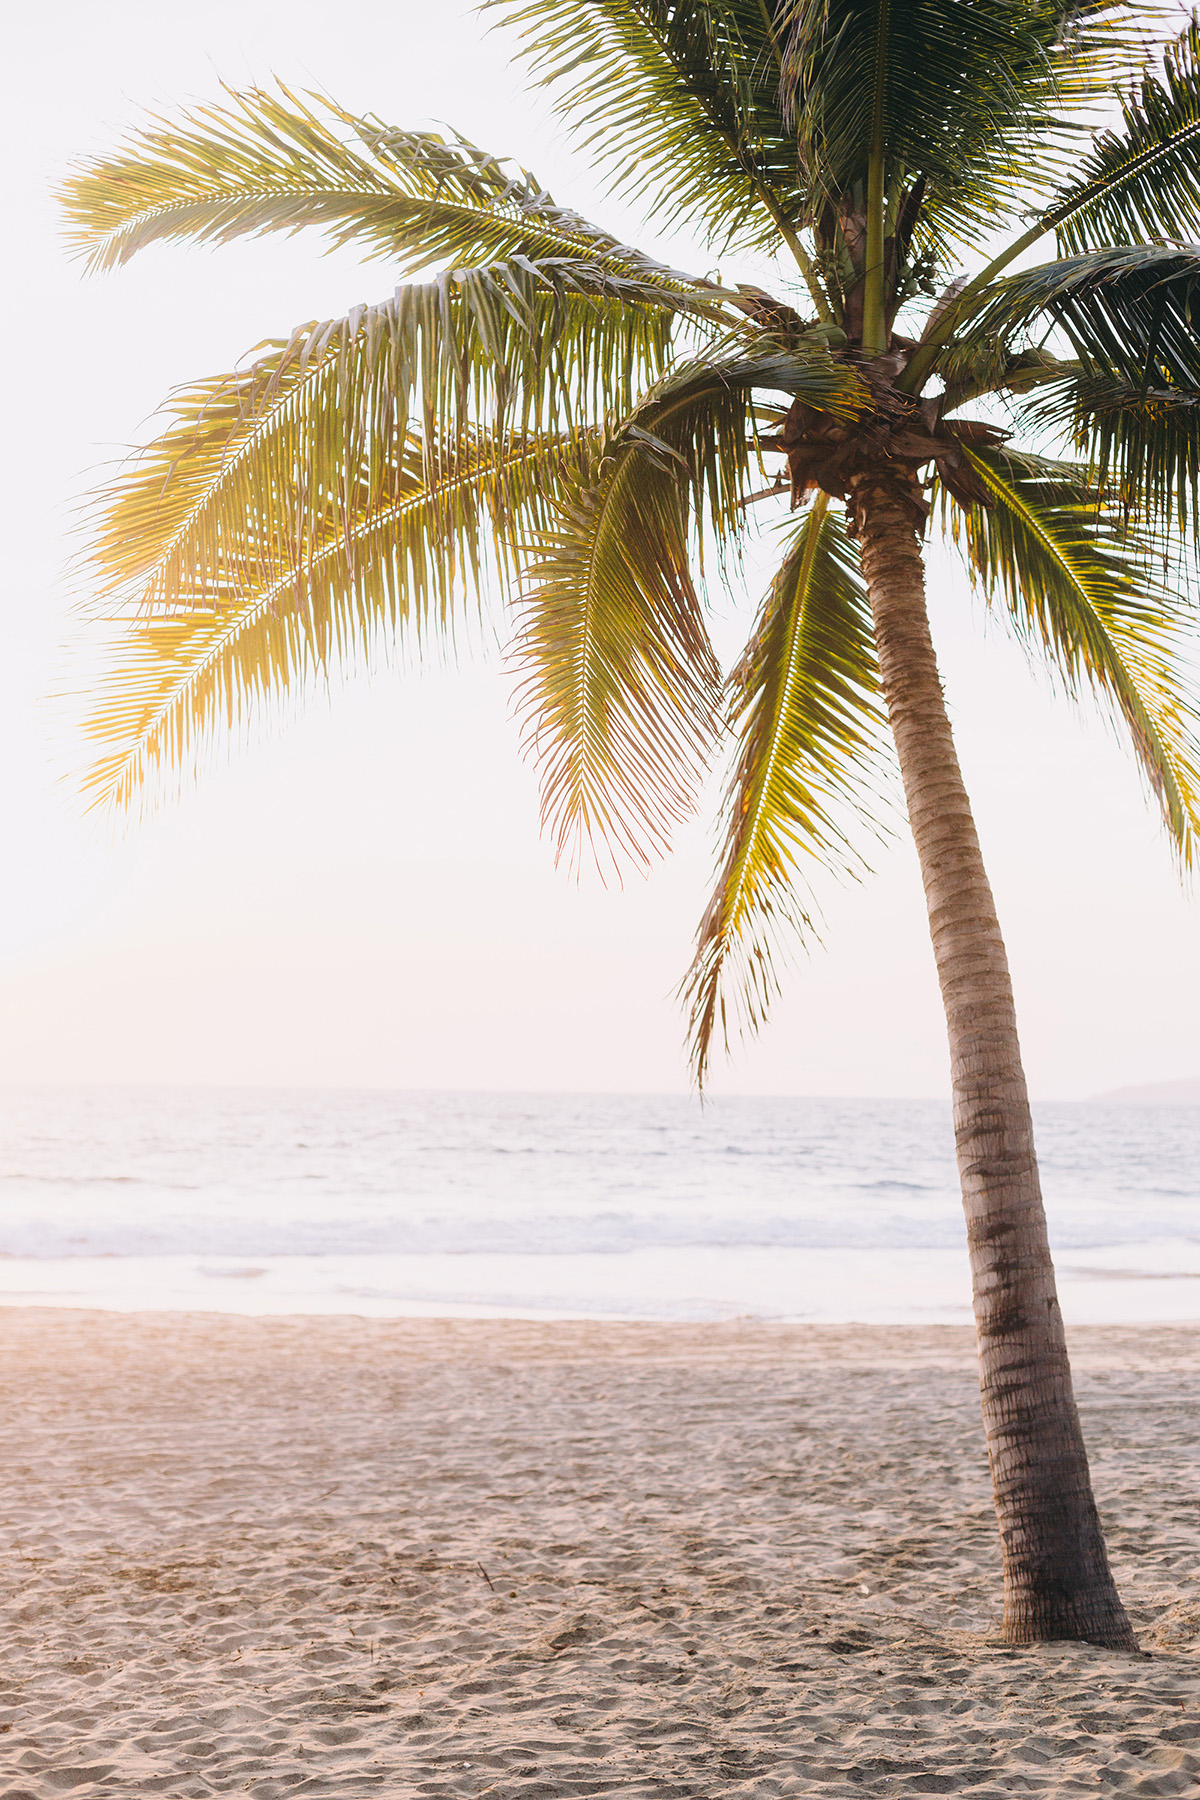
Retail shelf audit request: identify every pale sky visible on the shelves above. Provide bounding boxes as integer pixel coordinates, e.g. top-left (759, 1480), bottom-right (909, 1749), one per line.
top-left (1, 0), bottom-right (1197, 1098)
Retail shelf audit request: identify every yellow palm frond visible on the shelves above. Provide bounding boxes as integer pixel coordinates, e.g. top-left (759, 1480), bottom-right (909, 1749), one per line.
top-left (83, 424), bottom-right (587, 814)
top-left (61, 81), bottom-right (719, 304)
top-left (681, 496), bottom-right (891, 1085)
top-left (941, 445), bottom-right (1200, 867)
top-left (512, 343), bottom-right (865, 871)
top-left (490, 0), bottom-right (805, 258)
top-left (86, 264), bottom-right (677, 620)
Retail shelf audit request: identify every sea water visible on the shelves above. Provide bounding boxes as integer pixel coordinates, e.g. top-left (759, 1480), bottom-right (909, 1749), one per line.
top-left (0, 1086), bottom-right (1197, 1324)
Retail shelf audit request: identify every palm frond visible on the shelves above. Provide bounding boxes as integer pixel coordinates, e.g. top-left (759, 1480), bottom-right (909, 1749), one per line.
top-left (86, 264), bottom-right (677, 621)
top-left (512, 340), bottom-right (864, 872)
top-left (77, 262), bottom-right (677, 811)
top-left (940, 444), bottom-right (1200, 866)
top-left (81, 422), bottom-right (586, 814)
top-left (1044, 373), bottom-right (1200, 538)
top-left (963, 244), bottom-right (1200, 525)
top-left (961, 244), bottom-right (1200, 389)
top-left (937, 343), bottom-right (1080, 415)
top-left (681, 497), bottom-right (890, 1086)
top-left (488, 0), bottom-right (805, 258)
top-left (60, 82), bottom-right (712, 301)
top-left (512, 449), bottom-right (720, 877)
top-left (777, 0), bottom-right (1152, 250)
top-left (1051, 20), bottom-right (1200, 254)
top-left (1040, 2), bottom-right (1175, 100)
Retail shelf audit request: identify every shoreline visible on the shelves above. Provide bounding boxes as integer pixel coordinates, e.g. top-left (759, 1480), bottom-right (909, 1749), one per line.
top-left (3, 1241), bottom-right (1200, 1327)
top-left (1, 1312), bottom-right (1197, 1796)
top-left (4, 1304), bottom-right (1200, 1347)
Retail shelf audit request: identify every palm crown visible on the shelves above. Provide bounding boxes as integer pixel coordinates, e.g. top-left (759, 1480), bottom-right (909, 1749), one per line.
top-left (63, 1), bottom-right (1200, 1087)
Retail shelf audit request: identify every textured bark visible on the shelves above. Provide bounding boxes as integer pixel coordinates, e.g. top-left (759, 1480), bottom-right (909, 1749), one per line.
top-left (850, 472), bottom-right (1138, 1651)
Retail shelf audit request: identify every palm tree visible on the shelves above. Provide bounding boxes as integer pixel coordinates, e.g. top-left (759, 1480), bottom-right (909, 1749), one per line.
top-left (61, 2), bottom-right (1200, 1649)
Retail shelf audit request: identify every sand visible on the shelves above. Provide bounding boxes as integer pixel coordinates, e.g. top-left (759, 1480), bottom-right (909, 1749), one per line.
top-left (0, 1312), bottom-right (1197, 1798)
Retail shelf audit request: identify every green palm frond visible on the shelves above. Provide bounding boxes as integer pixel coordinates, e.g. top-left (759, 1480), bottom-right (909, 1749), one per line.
top-left (940, 444), bottom-right (1200, 866)
top-left (60, 82), bottom-right (715, 302)
top-left (1047, 374), bottom-right (1200, 538)
top-left (1039, 2), bottom-right (1174, 101)
top-left (83, 422), bottom-right (586, 814)
top-left (78, 262), bottom-right (676, 812)
top-left (962, 245), bottom-right (1200, 391)
top-left (681, 497), bottom-right (890, 1086)
top-left (777, 0), bottom-right (1146, 249)
top-left (512, 444), bottom-right (721, 876)
top-left (489, 0), bottom-right (804, 259)
top-left (512, 341), bottom-right (867, 870)
top-left (962, 244), bottom-right (1200, 525)
top-left (88, 265), bottom-right (676, 619)
top-left (1051, 20), bottom-right (1200, 254)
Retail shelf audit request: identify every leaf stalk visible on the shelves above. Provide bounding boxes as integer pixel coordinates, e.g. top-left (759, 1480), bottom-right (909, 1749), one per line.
top-left (861, 0), bottom-right (890, 356)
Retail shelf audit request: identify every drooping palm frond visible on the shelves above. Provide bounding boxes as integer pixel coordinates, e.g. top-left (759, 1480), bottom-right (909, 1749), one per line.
top-left (1040, 373), bottom-right (1200, 538)
top-left (77, 263), bottom-right (678, 812)
top-left (960, 244), bottom-right (1200, 524)
top-left (87, 264), bottom-right (677, 622)
top-left (962, 244), bottom-right (1200, 390)
top-left (1051, 20), bottom-right (1200, 255)
top-left (60, 83), bottom-right (717, 304)
top-left (777, 0), bottom-right (1148, 250)
top-left (512, 342), bottom-right (865, 871)
top-left (940, 444), bottom-right (1200, 866)
top-left (681, 497), bottom-right (890, 1085)
top-left (489, 0), bottom-right (806, 259)
top-left (512, 447), bottom-right (721, 876)
top-left (82, 421), bottom-right (588, 814)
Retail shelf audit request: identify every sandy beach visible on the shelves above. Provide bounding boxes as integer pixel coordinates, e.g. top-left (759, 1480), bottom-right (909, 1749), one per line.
top-left (0, 1312), bottom-right (1197, 1798)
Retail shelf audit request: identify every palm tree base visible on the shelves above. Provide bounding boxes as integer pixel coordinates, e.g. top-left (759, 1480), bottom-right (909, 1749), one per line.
top-left (1001, 1590), bottom-right (1140, 1652)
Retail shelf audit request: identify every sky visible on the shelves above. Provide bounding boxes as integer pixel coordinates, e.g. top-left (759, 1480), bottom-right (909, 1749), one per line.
top-left (1, 0), bottom-right (1197, 1099)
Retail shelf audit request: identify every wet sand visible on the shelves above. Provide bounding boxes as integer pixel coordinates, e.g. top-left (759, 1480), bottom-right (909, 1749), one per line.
top-left (0, 1311), bottom-right (1197, 1797)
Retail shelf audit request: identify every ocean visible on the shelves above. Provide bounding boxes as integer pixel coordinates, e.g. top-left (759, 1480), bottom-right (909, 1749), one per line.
top-left (1, 1085), bottom-right (1197, 1324)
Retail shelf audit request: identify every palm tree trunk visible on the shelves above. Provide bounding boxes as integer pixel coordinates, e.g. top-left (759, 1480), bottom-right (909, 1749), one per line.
top-left (849, 472), bottom-right (1138, 1651)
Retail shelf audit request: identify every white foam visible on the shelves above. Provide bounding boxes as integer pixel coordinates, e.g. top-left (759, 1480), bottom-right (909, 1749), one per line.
top-left (1, 1239), bottom-right (1198, 1324)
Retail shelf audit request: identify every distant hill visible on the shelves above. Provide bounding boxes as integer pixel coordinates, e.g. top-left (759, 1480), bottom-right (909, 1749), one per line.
top-left (1093, 1078), bottom-right (1200, 1104)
